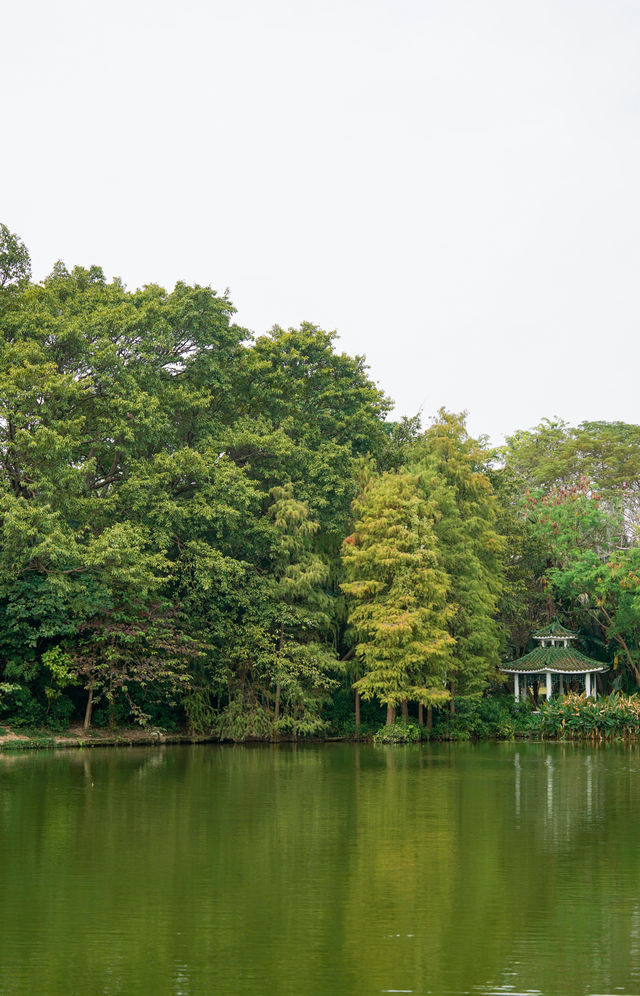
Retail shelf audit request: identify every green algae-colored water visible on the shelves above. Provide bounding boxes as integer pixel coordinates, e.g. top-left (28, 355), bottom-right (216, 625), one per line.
top-left (1, 741), bottom-right (639, 995)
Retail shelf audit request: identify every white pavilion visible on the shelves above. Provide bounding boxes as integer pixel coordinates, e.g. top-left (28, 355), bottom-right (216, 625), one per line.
top-left (501, 621), bottom-right (609, 702)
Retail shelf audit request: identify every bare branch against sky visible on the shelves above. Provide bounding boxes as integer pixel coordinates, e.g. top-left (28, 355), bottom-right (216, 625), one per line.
top-left (4, 0), bottom-right (639, 440)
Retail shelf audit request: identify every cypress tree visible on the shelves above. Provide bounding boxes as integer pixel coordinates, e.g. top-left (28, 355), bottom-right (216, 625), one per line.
top-left (341, 472), bottom-right (453, 724)
top-left (412, 411), bottom-right (504, 705)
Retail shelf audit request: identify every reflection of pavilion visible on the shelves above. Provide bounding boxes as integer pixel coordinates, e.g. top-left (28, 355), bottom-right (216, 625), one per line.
top-left (501, 621), bottom-right (609, 702)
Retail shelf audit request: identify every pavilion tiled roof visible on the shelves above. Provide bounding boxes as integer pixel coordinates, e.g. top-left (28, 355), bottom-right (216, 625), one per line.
top-left (501, 646), bottom-right (609, 674)
top-left (532, 621), bottom-right (577, 640)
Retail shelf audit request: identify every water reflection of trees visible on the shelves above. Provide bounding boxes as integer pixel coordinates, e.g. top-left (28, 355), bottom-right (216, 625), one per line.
top-left (1, 744), bottom-right (640, 994)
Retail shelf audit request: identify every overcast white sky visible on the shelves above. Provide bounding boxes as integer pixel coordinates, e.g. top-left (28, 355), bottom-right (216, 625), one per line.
top-left (4, 0), bottom-right (640, 441)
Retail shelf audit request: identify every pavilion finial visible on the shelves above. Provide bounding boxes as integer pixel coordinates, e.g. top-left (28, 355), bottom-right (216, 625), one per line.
top-left (532, 620), bottom-right (576, 641)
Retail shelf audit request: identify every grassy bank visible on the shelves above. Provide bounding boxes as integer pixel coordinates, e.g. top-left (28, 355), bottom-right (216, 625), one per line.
top-left (0, 726), bottom-right (218, 751)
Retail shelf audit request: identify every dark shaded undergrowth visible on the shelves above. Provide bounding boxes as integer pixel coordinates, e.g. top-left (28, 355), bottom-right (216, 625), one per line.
top-left (4, 693), bottom-right (640, 748)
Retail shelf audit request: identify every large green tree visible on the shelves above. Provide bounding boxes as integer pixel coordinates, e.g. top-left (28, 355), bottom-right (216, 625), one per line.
top-left (0, 224), bottom-right (31, 291)
top-left (524, 483), bottom-right (639, 688)
top-left (502, 418), bottom-right (640, 542)
top-left (499, 418), bottom-right (640, 682)
top-left (342, 471), bottom-right (453, 725)
top-left (410, 411), bottom-right (504, 703)
top-left (0, 255), bottom-right (248, 725)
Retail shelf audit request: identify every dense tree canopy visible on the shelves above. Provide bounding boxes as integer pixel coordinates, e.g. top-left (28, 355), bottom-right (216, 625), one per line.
top-left (497, 421), bottom-right (640, 691)
top-left (1, 222), bottom-right (639, 737)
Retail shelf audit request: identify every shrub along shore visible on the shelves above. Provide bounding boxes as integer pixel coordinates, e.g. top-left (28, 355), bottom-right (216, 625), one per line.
top-left (3, 693), bottom-right (640, 749)
top-left (369, 693), bottom-right (640, 743)
top-left (333, 692), bottom-right (640, 743)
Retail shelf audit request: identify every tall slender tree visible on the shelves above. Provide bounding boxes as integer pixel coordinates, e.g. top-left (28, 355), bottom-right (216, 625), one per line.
top-left (411, 411), bottom-right (504, 705)
top-left (342, 472), bottom-right (453, 725)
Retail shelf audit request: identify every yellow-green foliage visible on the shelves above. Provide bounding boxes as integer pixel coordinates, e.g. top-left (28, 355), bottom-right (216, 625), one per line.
top-left (342, 471), bottom-right (454, 710)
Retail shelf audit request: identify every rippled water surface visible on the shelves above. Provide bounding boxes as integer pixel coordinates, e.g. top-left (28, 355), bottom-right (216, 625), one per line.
top-left (2, 741), bottom-right (640, 995)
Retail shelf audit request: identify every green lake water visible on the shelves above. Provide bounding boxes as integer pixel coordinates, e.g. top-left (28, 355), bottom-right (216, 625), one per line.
top-left (2, 741), bottom-right (640, 995)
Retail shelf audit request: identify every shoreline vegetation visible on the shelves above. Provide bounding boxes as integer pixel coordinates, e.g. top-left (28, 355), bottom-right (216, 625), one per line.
top-left (2, 224), bottom-right (640, 744)
top-left (5, 692), bottom-right (640, 750)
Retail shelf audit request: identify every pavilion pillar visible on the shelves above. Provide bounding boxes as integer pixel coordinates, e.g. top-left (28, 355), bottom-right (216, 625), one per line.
top-left (546, 671), bottom-right (552, 700)
top-left (585, 673), bottom-right (591, 697)
top-left (559, 675), bottom-right (564, 695)
top-left (514, 673), bottom-right (520, 703)
top-left (522, 677), bottom-right (527, 702)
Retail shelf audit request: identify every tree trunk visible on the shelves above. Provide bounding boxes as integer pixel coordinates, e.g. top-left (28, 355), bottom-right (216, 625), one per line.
top-left (418, 703), bottom-right (424, 728)
top-left (386, 703), bottom-right (396, 726)
top-left (427, 705), bottom-right (433, 731)
top-left (449, 682), bottom-right (455, 716)
top-left (274, 620), bottom-right (284, 735)
top-left (274, 683), bottom-right (281, 724)
top-left (401, 699), bottom-right (409, 723)
top-left (590, 604), bottom-right (640, 689)
top-left (108, 671), bottom-right (115, 730)
top-left (83, 685), bottom-right (94, 732)
top-left (613, 633), bottom-right (640, 688)
top-left (354, 690), bottom-right (361, 729)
